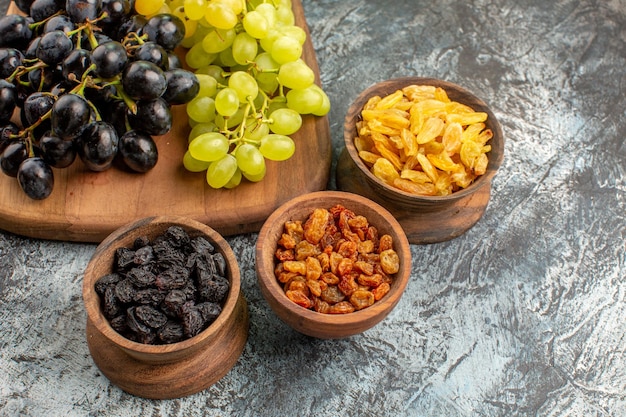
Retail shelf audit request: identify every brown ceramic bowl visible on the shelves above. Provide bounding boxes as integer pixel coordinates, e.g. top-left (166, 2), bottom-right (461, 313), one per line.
top-left (255, 191), bottom-right (412, 339)
top-left (343, 76), bottom-right (504, 209)
top-left (82, 215), bottom-right (248, 399)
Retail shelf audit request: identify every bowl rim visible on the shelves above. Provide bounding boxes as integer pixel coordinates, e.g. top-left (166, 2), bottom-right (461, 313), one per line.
top-left (343, 76), bottom-right (504, 203)
top-left (256, 190), bottom-right (412, 329)
top-left (82, 215), bottom-right (242, 354)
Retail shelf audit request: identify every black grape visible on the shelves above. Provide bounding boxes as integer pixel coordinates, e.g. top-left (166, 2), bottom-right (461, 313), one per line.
top-left (121, 60), bottom-right (167, 100)
top-left (162, 68), bottom-right (199, 105)
top-left (40, 131), bottom-right (76, 168)
top-left (61, 48), bottom-right (92, 82)
top-left (1, 141), bottom-right (29, 177)
top-left (51, 93), bottom-right (92, 139)
top-left (142, 14), bottom-right (185, 51)
top-left (133, 42), bottom-right (168, 70)
top-left (0, 14), bottom-right (33, 50)
top-left (0, 79), bottom-right (17, 123)
top-left (75, 120), bottom-right (118, 171)
top-left (0, 48), bottom-right (25, 79)
top-left (127, 97), bottom-right (171, 136)
top-left (118, 130), bottom-right (158, 172)
top-left (66, 0), bottom-right (102, 23)
top-left (91, 41), bottom-right (127, 78)
top-left (36, 30), bottom-right (73, 65)
top-left (17, 157), bottom-right (54, 200)
top-left (0, 122), bottom-right (20, 154)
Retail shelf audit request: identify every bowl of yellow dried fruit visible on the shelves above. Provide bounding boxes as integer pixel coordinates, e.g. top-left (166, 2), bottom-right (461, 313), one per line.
top-left (337, 77), bottom-right (504, 243)
top-left (255, 191), bottom-right (412, 339)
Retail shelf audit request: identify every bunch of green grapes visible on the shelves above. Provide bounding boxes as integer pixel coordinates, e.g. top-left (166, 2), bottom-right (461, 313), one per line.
top-left (137, 0), bottom-right (330, 189)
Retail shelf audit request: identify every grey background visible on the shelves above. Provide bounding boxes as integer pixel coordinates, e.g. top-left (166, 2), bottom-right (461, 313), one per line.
top-left (1, 0), bottom-right (625, 416)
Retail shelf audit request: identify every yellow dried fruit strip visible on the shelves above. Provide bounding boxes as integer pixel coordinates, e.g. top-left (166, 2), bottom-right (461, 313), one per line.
top-left (358, 150), bottom-right (381, 165)
top-left (372, 158), bottom-right (400, 185)
top-left (447, 111), bottom-right (488, 126)
top-left (393, 178), bottom-right (437, 195)
top-left (415, 117), bottom-right (445, 144)
top-left (375, 90), bottom-right (404, 109)
top-left (400, 169), bottom-right (431, 184)
top-left (362, 109), bottom-right (410, 130)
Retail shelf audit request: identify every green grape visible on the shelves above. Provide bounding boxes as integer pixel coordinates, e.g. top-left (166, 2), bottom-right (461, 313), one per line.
top-left (215, 0), bottom-right (242, 14)
top-left (286, 85), bottom-right (323, 114)
top-left (275, 4), bottom-right (295, 26)
top-left (253, 52), bottom-right (280, 94)
top-left (186, 42), bottom-right (216, 68)
top-left (205, 3), bottom-right (237, 29)
top-left (267, 97), bottom-right (288, 114)
top-left (269, 108), bottom-right (301, 135)
top-left (183, 150), bottom-right (211, 172)
top-left (277, 59), bottom-right (314, 90)
top-left (228, 71), bottom-right (259, 102)
top-left (270, 35), bottom-right (302, 64)
top-left (242, 163), bottom-right (266, 182)
top-left (244, 118), bottom-right (270, 141)
top-left (242, 10), bottom-right (269, 39)
top-left (235, 143), bottom-right (266, 175)
top-left (187, 96), bottom-right (216, 123)
top-left (188, 122), bottom-right (217, 142)
top-left (224, 168), bottom-right (242, 189)
top-left (259, 28), bottom-right (281, 53)
top-left (278, 25), bottom-right (305, 45)
top-left (232, 32), bottom-right (258, 65)
top-left (310, 84), bottom-right (331, 116)
top-left (259, 134), bottom-right (295, 161)
top-left (215, 87), bottom-right (240, 117)
top-left (188, 132), bottom-right (229, 162)
top-left (183, 0), bottom-right (205, 19)
top-left (195, 74), bottom-right (218, 97)
top-left (217, 48), bottom-right (238, 67)
top-left (215, 106), bottom-right (245, 129)
top-left (202, 28), bottom-right (236, 54)
top-left (206, 154), bottom-right (238, 188)
top-left (195, 65), bottom-right (226, 84)
top-left (254, 3), bottom-right (277, 27)
top-left (135, 0), bottom-right (165, 16)
top-left (172, 6), bottom-right (198, 39)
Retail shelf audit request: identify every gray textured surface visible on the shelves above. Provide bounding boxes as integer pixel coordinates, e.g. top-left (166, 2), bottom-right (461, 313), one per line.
top-left (1, 0), bottom-right (625, 416)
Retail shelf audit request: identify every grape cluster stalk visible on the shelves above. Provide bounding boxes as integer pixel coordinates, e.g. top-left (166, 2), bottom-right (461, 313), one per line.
top-left (0, 0), bottom-right (198, 199)
top-left (136, 0), bottom-right (331, 189)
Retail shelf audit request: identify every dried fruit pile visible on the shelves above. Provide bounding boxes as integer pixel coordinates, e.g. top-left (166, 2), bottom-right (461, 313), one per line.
top-left (95, 226), bottom-right (230, 345)
top-left (0, 1), bottom-right (198, 199)
top-left (355, 84), bottom-right (493, 196)
top-left (274, 204), bottom-right (400, 314)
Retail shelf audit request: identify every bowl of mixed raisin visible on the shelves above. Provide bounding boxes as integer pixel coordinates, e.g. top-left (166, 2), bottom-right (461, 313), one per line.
top-left (82, 216), bottom-right (248, 399)
top-left (255, 191), bottom-right (412, 339)
top-left (342, 77), bottom-right (504, 209)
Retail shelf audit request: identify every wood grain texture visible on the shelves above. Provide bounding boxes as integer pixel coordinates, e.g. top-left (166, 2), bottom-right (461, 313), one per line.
top-left (255, 191), bottom-right (412, 339)
top-left (0, 0), bottom-right (331, 243)
top-left (82, 216), bottom-right (249, 399)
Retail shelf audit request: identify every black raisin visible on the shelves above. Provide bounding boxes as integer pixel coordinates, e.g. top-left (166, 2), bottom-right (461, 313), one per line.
top-left (198, 274), bottom-right (229, 303)
top-left (164, 225), bottom-right (191, 248)
top-left (155, 265), bottom-right (190, 290)
top-left (181, 304), bottom-right (205, 338)
top-left (157, 321), bottom-right (184, 344)
top-left (133, 245), bottom-right (154, 266)
top-left (114, 278), bottom-right (136, 304)
top-left (133, 288), bottom-right (166, 306)
top-left (212, 252), bottom-right (227, 276)
top-left (162, 289), bottom-right (187, 317)
top-left (126, 306), bottom-right (154, 339)
top-left (134, 305), bottom-right (168, 329)
top-left (95, 273), bottom-right (122, 296)
top-left (103, 286), bottom-right (122, 319)
top-left (115, 247), bottom-right (136, 271)
top-left (133, 235), bottom-right (150, 249)
top-left (126, 266), bottom-right (157, 288)
top-left (196, 302), bottom-right (222, 324)
top-left (191, 236), bottom-right (215, 254)
top-left (152, 240), bottom-right (187, 270)
top-left (109, 314), bottom-right (128, 333)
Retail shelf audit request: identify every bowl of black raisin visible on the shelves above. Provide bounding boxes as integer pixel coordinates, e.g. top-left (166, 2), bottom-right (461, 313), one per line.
top-left (82, 215), bottom-right (248, 399)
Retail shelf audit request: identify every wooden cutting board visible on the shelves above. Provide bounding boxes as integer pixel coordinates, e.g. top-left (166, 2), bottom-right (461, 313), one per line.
top-left (0, 0), bottom-right (331, 243)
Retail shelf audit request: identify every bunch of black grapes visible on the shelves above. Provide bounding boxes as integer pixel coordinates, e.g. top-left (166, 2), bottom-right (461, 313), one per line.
top-left (0, 0), bottom-right (199, 200)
